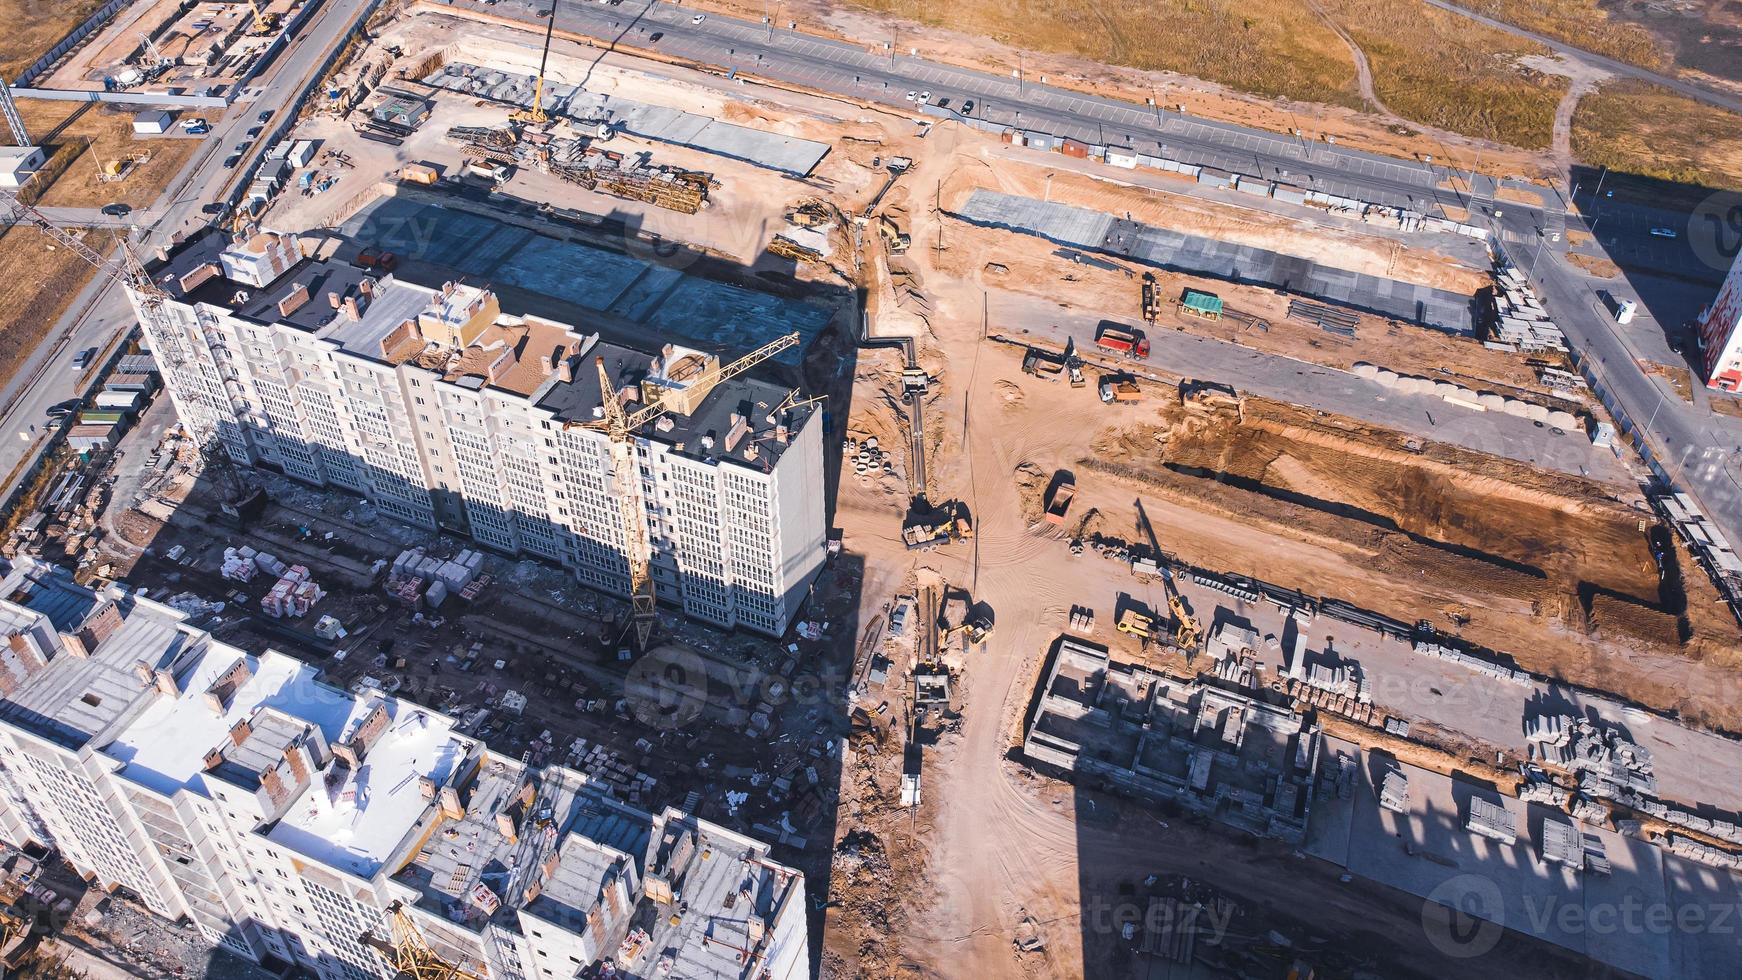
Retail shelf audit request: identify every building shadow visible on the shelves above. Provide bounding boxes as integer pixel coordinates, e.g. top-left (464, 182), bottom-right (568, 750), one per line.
top-left (22, 184), bottom-right (867, 976)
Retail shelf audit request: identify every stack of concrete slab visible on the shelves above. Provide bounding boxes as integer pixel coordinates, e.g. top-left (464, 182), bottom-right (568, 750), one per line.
top-left (1540, 818), bottom-right (1584, 868)
top-left (1379, 771), bottom-right (1408, 813)
top-left (1466, 795), bottom-right (1518, 844)
top-left (1488, 264), bottom-right (1568, 352)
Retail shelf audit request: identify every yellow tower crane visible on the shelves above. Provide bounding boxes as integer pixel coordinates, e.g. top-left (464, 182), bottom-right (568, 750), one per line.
top-left (567, 332), bottom-right (801, 650)
top-left (359, 901), bottom-right (486, 980)
top-left (510, 2), bottom-right (561, 127)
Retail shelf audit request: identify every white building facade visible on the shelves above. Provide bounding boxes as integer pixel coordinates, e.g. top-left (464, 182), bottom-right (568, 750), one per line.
top-left (129, 231), bottom-right (827, 637)
top-left (1700, 247), bottom-right (1742, 391)
top-left (0, 558), bottom-right (810, 980)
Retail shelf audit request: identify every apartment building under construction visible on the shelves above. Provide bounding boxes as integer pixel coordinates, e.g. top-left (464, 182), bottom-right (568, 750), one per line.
top-left (127, 229), bottom-right (827, 637)
top-left (0, 558), bottom-right (809, 980)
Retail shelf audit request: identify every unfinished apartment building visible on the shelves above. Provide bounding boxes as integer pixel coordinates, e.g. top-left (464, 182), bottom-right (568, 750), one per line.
top-left (0, 557), bottom-right (809, 980)
top-left (1024, 637), bottom-right (1321, 842)
top-left (129, 229), bottom-right (826, 636)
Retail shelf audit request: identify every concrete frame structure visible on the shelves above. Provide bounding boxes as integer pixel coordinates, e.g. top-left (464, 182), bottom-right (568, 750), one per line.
top-left (1698, 248), bottom-right (1742, 391)
top-left (1023, 637), bottom-right (1321, 843)
top-left (128, 229), bottom-right (827, 637)
top-left (0, 558), bottom-right (808, 980)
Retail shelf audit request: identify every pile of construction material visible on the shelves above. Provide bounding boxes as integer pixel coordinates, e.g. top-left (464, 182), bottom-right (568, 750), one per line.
top-left (1651, 492), bottom-right (1742, 624)
top-left (1351, 362), bottom-right (1581, 428)
top-left (1488, 262), bottom-right (1568, 352)
top-left (387, 547), bottom-right (487, 608)
top-left (1282, 675), bottom-right (1377, 725)
top-left (563, 736), bottom-right (659, 804)
top-left (262, 566), bottom-right (324, 619)
top-left (1411, 637), bottom-right (1533, 686)
top-left (844, 436), bottom-right (894, 477)
top-left (544, 140), bottom-right (712, 214)
top-left (221, 545), bottom-right (288, 583)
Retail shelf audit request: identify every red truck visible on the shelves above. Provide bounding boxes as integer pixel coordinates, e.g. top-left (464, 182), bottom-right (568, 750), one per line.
top-left (1095, 322), bottom-right (1150, 359)
top-left (358, 247), bottom-right (398, 271)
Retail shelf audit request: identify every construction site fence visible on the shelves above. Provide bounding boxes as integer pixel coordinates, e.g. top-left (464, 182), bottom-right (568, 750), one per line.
top-left (986, 115), bottom-right (1491, 242)
top-left (12, 0), bottom-right (132, 87)
top-left (7, 88), bottom-right (229, 109)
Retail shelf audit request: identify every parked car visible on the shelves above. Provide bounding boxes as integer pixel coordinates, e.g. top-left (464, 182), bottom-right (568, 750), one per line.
top-left (257, 109), bottom-right (273, 122)
top-left (690, 13), bottom-right (705, 23)
top-left (201, 202), bottom-right (228, 215)
top-left (223, 154), bottom-right (241, 169)
top-left (919, 91), bottom-right (931, 103)
top-left (71, 347), bottom-right (96, 371)
top-left (962, 99), bottom-right (975, 114)
top-left (100, 203), bottom-right (130, 217)
top-left (45, 399), bottom-right (79, 419)
top-left (179, 117), bottom-right (208, 131)
top-left (905, 91), bottom-right (916, 101)
top-left (649, 31), bottom-right (663, 41)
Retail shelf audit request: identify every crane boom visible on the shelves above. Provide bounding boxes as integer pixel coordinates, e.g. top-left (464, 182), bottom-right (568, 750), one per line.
top-left (511, 2), bottom-right (560, 127)
top-left (1, 189), bottom-right (254, 505)
top-left (359, 901), bottom-right (487, 980)
top-left (569, 331), bottom-right (801, 649)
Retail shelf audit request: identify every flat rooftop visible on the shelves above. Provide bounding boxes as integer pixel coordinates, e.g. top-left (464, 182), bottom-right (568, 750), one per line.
top-left (0, 561), bottom-right (193, 751)
top-left (266, 698), bottom-right (467, 878)
top-left (103, 648), bottom-right (337, 796)
top-left (146, 229), bottom-right (820, 469)
top-left (393, 755), bottom-right (598, 929)
top-left (534, 338), bottom-right (816, 471)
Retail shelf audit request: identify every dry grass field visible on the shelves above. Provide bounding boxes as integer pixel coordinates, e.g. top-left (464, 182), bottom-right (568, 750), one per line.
top-left (848, 0), bottom-right (1364, 109)
top-left (1571, 79), bottom-right (1742, 191)
top-left (1463, 0), bottom-right (1671, 70)
top-left (0, 227), bottom-right (115, 389)
top-left (13, 99), bottom-right (199, 207)
top-left (0, 0), bottom-right (110, 79)
top-left (846, 0), bottom-right (1569, 148)
top-left (1321, 0), bottom-right (1570, 148)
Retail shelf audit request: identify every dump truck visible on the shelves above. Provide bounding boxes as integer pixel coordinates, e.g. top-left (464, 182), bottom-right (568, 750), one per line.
top-left (1023, 349), bottom-right (1065, 380)
top-left (1141, 273), bottom-right (1160, 322)
top-left (1095, 322), bottom-right (1150, 359)
top-left (357, 247), bottom-right (398, 271)
top-left (1044, 479), bottom-right (1075, 525)
top-left (399, 163), bottom-right (439, 184)
top-left (1099, 377), bottom-right (1142, 403)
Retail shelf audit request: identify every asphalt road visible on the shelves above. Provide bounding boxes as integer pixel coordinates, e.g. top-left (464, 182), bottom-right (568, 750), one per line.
top-left (989, 293), bottom-right (1628, 484)
top-left (0, 0), bottom-right (379, 496)
top-left (1497, 206), bottom-right (1742, 542)
top-left (502, 0), bottom-right (1742, 546)
top-left (464, 0), bottom-right (1487, 214)
top-left (1423, 0), bottom-right (1742, 116)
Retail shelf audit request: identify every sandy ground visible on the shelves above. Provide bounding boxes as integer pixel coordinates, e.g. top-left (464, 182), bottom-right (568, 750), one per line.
top-left (212, 14), bottom-right (1742, 976)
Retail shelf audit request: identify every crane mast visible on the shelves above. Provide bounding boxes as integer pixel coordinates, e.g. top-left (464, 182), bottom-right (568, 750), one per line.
top-left (570, 331), bottom-right (801, 650)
